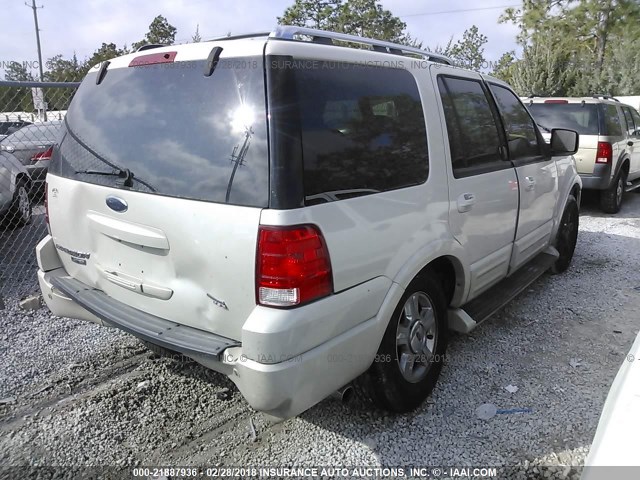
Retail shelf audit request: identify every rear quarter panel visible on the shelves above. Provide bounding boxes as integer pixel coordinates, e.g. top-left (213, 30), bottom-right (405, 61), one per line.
top-left (261, 42), bottom-right (468, 301)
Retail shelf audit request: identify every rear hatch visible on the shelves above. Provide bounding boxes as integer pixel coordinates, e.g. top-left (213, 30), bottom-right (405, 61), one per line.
top-left (46, 45), bottom-right (269, 340)
top-left (527, 101), bottom-right (600, 174)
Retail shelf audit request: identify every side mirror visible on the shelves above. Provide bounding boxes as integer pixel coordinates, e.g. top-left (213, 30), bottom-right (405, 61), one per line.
top-left (550, 128), bottom-right (579, 156)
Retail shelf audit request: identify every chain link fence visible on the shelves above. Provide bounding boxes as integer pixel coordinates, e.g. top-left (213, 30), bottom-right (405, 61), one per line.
top-left (0, 80), bottom-right (79, 300)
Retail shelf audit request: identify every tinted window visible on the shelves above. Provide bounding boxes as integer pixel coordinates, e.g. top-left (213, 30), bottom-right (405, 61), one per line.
top-left (622, 107), bottom-right (636, 136)
top-left (292, 63), bottom-right (429, 204)
top-left (489, 85), bottom-right (541, 160)
top-left (631, 109), bottom-right (640, 137)
top-left (603, 104), bottom-right (623, 136)
top-left (437, 76), bottom-right (504, 177)
top-left (50, 57), bottom-right (268, 207)
top-left (527, 103), bottom-right (599, 135)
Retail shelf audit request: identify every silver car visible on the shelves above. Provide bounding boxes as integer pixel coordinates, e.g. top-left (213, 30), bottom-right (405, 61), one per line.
top-left (0, 121), bottom-right (61, 194)
top-left (0, 151), bottom-right (32, 227)
top-left (526, 96), bottom-right (640, 213)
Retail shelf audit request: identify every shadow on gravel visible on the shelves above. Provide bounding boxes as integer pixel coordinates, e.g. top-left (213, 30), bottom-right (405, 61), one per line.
top-left (579, 190), bottom-right (640, 219)
top-left (159, 355), bottom-right (238, 393)
top-left (298, 228), bottom-right (640, 469)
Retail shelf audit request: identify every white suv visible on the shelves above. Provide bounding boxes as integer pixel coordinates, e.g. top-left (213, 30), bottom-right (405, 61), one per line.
top-left (36, 26), bottom-right (582, 418)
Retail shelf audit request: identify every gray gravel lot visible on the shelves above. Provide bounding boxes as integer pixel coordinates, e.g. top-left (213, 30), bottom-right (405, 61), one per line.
top-left (1, 193), bottom-right (639, 479)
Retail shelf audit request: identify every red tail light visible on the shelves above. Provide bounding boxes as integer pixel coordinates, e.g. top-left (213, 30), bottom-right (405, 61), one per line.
top-left (31, 146), bottom-right (53, 163)
top-left (596, 142), bottom-right (613, 164)
top-left (256, 225), bottom-right (333, 307)
top-left (544, 99), bottom-right (569, 104)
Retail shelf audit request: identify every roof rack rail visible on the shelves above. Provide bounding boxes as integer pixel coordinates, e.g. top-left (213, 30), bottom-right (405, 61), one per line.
top-left (592, 94), bottom-right (619, 102)
top-left (269, 25), bottom-right (453, 65)
top-left (136, 44), bottom-right (167, 52)
top-left (208, 32), bottom-right (271, 42)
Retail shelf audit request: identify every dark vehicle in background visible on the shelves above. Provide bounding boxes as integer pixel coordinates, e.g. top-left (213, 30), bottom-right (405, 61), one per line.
top-left (0, 121), bottom-right (61, 198)
top-left (526, 96), bottom-right (640, 213)
top-left (0, 120), bottom-right (32, 141)
top-left (0, 151), bottom-right (32, 227)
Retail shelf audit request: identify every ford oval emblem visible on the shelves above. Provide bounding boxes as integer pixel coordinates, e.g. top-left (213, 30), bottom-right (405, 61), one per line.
top-left (106, 196), bottom-right (128, 213)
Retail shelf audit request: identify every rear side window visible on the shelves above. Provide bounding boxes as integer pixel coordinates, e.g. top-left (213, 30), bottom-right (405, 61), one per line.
top-left (437, 76), bottom-right (504, 177)
top-left (292, 63), bottom-right (429, 205)
top-left (50, 57), bottom-right (269, 207)
top-left (603, 104), bottom-right (623, 136)
top-left (622, 107), bottom-right (636, 136)
top-left (631, 109), bottom-right (640, 137)
top-left (489, 84), bottom-right (541, 161)
top-left (527, 103), bottom-right (599, 135)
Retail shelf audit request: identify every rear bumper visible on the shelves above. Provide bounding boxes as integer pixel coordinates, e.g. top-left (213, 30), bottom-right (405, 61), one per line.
top-left (36, 235), bottom-right (400, 418)
top-left (580, 163), bottom-right (612, 190)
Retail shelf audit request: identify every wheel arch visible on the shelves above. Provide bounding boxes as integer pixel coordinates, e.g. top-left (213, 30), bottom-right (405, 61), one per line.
top-left (393, 241), bottom-right (469, 308)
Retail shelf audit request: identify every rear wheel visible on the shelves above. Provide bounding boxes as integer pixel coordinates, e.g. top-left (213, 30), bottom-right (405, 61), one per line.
top-left (6, 182), bottom-right (31, 228)
top-left (354, 272), bottom-right (448, 412)
top-left (551, 195), bottom-right (579, 274)
top-left (600, 170), bottom-right (626, 213)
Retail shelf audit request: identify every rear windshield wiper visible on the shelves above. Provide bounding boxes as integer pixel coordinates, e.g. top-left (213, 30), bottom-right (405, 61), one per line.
top-left (74, 168), bottom-right (155, 191)
top-left (64, 117), bottom-right (156, 192)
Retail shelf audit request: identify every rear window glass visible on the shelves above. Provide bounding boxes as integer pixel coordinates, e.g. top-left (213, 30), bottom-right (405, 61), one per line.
top-left (527, 103), bottom-right (599, 135)
top-left (292, 63), bottom-right (429, 205)
top-left (50, 57), bottom-right (268, 207)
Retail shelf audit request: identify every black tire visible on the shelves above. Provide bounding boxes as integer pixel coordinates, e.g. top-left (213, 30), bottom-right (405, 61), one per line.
top-left (353, 271), bottom-right (449, 412)
top-left (600, 169), bottom-right (626, 213)
top-left (551, 195), bottom-right (579, 274)
top-left (6, 181), bottom-right (32, 228)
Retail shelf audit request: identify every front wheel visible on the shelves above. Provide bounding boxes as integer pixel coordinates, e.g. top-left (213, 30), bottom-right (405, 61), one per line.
top-left (551, 194), bottom-right (579, 274)
top-left (354, 272), bottom-right (449, 412)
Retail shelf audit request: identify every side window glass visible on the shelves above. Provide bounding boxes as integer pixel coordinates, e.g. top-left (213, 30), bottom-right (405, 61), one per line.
top-left (294, 63), bottom-right (429, 205)
top-left (489, 84), bottom-right (542, 161)
top-left (604, 104), bottom-right (623, 136)
top-left (437, 76), bottom-right (504, 178)
top-left (622, 107), bottom-right (635, 136)
top-left (630, 109), bottom-right (640, 137)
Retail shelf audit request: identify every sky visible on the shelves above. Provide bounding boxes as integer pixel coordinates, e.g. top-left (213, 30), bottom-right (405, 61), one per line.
top-left (1, 0), bottom-right (522, 76)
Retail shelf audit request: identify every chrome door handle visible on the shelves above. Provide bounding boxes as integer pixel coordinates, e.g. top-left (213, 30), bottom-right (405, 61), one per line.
top-left (524, 176), bottom-right (536, 191)
top-left (457, 193), bottom-right (476, 213)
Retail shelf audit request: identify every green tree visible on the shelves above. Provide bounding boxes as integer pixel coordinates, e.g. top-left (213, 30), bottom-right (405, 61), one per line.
top-left (491, 51), bottom-right (516, 83)
top-left (4, 61), bottom-right (34, 81)
top-left (1, 62), bottom-right (35, 112)
top-left (278, 0), bottom-right (342, 29)
top-left (334, 0), bottom-right (407, 43)
top-left (43, 54), bottom-right (84, 82)
top-left (278, 0), bottom-right (419, 45)
top-left (85, 43), bottom-right (125, 70)
top-left (448, 25), bottom-right (488, 70)
top-left (132, 15), bottom-right (177, 51)
top-left (191, 24), bottom-right (202, 43)
top-left (500, 0), bottom-right (640, 96)
top-left (510, 35), bottom-right (576, 96)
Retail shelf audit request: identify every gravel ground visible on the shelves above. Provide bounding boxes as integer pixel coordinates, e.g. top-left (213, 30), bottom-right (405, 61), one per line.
top-left (1, 192), bottom-right (639, 479)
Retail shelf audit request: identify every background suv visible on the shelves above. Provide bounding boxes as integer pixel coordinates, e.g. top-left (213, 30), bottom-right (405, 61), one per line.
top-left (526, 96), bottom-right (640, 213)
